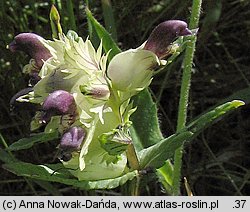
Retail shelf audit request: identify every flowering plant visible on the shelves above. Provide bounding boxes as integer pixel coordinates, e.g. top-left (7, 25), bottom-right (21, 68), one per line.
top-left (3, 5), bottom-right (244, 194)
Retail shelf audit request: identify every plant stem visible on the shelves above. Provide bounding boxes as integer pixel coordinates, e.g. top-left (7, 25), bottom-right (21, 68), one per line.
top-left (129, 175), bottom-right (141, 196)
top-left (172, 0), bottom-right (202, 196)
top-left (0, 133), bottom-right (14, 159)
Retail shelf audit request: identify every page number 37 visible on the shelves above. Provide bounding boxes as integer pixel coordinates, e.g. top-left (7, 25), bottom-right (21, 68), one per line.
top-left (233, 200), bottom-right (246, 208)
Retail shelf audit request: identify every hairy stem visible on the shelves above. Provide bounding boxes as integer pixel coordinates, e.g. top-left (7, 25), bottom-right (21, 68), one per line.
top-left (172, 0), bottom-right (202, 196)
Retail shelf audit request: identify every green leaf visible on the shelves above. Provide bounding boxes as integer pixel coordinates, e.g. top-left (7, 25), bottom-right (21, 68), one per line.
top-left (139, 100), bottom-right (244, 169)
top-left (130, 89), bottom-right (163, 151)
top-left (66, 0), bottom-right (77, 31)
top-left (0, 148), bottom-right (17, 163)
top-left (156, 160), bottom-right (174, 194)
top-left (139, 130), bottom-right (193, 169)
top-left (101, 0), bottom-right (117, 41)
top-left (3, 162), bottom-right (138, 190)
top-left (6, 131), bottom-right (59, 151)
top-left (85, 8), bottom-right (121, 61)
top-left (187, 100), bottom-right (245, 137)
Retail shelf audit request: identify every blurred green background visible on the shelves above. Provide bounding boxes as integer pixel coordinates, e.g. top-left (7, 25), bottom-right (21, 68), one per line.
top-left (0, 0), bottom-right (250, 195)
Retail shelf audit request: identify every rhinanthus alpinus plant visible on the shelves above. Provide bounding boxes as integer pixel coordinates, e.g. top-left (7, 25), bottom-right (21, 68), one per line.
top-left (2, 1), bottom-right (245, 195)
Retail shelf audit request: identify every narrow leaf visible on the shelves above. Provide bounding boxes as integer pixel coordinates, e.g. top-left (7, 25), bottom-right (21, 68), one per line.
top-left (66, 0), bottom-right (77, 31)
top-left (6, 131), bottom-right (58, 151)
top-left (187, 100), bottom-right (244, 136)
top-left (101, 0), bottom-right (117, 41)
top-left (85, 4), bottom-right (100, 48)
top-left (3, 162), bottom-right (138, 190)
top-left (85, 8), bottom-right (121, 61)
top-left (139, 100), bottom-right (244, 169)
top-left (0, 148), bottom-right (17, 163)
top-left (139, 130), bottom-right (193, 169)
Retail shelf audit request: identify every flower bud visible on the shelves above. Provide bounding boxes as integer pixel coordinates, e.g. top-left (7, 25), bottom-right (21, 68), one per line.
top-left (59, 126), bottom-right (86, 151)
top-left (80, 84), bottom-right (110, 100)
top-left (144, 20), bottom-right (192, 58)
top-left (8, 33), bottom-right (52, 69)
top-left (41, 90), bottom-right (77, 123)
top-left (59, 126), bottom-right (86, 161)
